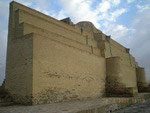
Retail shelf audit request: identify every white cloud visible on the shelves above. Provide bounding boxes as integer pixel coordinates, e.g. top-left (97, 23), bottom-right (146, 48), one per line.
top-left (109, 8), bottom-right (127, 21)
top-left (59, 0), bottom-right (101, 27)
top-left (127, 0), bottom-right (135, 3)
top-left (137, 4), bottom-right (150, 12)
top-left (96, 8), bottom-right (127, 24)
top-left (129, 8), bottom-right (150, 82)
top-left (96, 0), bottom-right (121, 13)
top-left (59, 0), bottom-right (126, 28)
top-left (111, 0), bottom-right (121, 5)
top-left (103, 23), bottom-right (129, 40)
top-left (98, 1), bottom-right (111, 13)
top-left (51, 10), bottom-right (66, 20)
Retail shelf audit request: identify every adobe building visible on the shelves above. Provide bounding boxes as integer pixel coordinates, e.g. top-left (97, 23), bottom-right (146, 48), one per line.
top-left (2, 1), bottom-right (148, 105)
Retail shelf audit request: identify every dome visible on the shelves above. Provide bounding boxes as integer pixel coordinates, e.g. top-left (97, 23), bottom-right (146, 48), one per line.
top-left (76, 21), bottom-right (102, 33)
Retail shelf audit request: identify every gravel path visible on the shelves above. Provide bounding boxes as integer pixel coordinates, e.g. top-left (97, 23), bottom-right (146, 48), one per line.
top-left (113, 100), bottom-right (150, 113)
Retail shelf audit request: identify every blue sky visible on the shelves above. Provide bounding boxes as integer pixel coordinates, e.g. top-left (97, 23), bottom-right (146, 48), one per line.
top-left (0, 0), bottom-right (150, 85)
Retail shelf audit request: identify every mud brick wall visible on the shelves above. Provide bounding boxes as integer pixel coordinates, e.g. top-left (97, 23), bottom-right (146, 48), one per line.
top-left (5, 2), bottom-right (106, 104)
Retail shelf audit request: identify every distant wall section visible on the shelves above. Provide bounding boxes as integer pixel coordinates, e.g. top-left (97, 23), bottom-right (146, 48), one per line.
top-left (136, 67), bottom-right (147, 87)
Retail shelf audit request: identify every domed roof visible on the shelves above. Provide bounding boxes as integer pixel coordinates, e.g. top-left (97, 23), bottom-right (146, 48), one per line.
top-left (76, 21), bottom-right (102, 33)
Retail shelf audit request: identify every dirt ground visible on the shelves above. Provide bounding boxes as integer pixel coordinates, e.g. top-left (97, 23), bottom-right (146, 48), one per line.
top-left (0, 98), bottom-right (149, 113)
top-left (0, 98), bottom-right (114, 113)
top-left (113, 100), bottom-right (150, 113)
